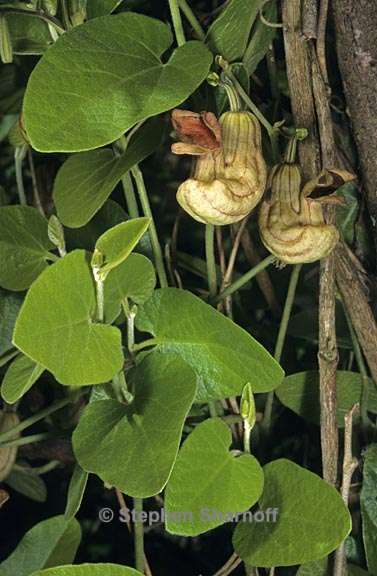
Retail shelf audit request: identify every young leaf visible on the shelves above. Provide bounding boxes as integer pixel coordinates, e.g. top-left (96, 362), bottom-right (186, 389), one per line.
top-left (104, 253), bottom-right (156, 323)
top-left (13, 250), bottom-right (123, 386)
top-left (360, 444), bottom-right (377, 574)
top-left (165, 418), bottom-right (263, 536)
top-left (93, 217), bottom-right (150, 278)
top-left (64, 464), bottom-right (88, 520)
top-left (135, 288), bottom-right (284, 402)
top-left (0, 206), bottom-right (55, 291)
top-left (23, 13), bottom-right (213, 152)
top-left (233, 459), bottom-right (351, 567)
top-left (73, 353), bottom-right (197, 497)
top-left (53, 119), bottom-right (163, 228)
top-left (6, 466), bottom-right (47, 502)
top-left (1, 354), bottom-right (44, 404)
top-left (276, 371), bottom-right (377, 427)
top-left (31, 565), bottom-right (143, 576)
top-left (0, 515), bottom-right (81, 576)
top-left (207, 0), bottom-right (265, 62)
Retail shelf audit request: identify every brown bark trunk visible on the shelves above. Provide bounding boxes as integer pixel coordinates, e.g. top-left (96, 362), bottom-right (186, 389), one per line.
top-left (333, 0), bottom-right (377, 247)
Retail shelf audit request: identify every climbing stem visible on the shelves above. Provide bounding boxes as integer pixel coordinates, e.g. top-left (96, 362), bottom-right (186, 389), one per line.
top-left (168, 0), bottom-right (186, 46)
top-left (262, 264), bottom-right (302, 431)
top-left (131, 165), bottom-right (168, 288)
top-left (178, 0), bottom-right (205, 40)
top-left (133, 497), bottom-right (145, 572)
top-left (205, 224), bottom-right (218, 299)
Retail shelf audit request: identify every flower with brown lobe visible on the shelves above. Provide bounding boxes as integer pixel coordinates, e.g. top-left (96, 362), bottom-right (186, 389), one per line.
top-left (171, 109), bottom-right (267, 225)
top-left (258, 163), bottom-right (355, 264)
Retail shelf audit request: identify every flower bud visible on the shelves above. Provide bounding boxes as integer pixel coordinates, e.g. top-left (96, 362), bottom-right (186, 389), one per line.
top-left (172, 110), bottom-right (267, 225)
top-left (259, 163), bottom-right (354, 264)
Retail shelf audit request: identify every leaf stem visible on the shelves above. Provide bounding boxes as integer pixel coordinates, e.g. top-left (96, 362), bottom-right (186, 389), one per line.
top-left (131, 166), bottom-right (168, 288)
top-left (205, 224), bottom-right (218, 299)
top-left (132, 338), bottom-right (160, 352)
top-left (168, 0), bottom-right (186, 46)
top-left (14, 146), bottom-right (27, 205)
top-left (178, 0), bottom-right (205, 40)
top-left (133, 497), bottom-right (145, 573)
top-left (0, 397), bottom-right (72, 445)
top-left (214, 254), bottom-right (275, 303)
top-left (122, 172), bottom-right (140, 219)
top-left (262, 264), bottom-right (302, 431)
top-left (0, 432), bottom-right (52, 449)
top-left (225, 70), bottom-right (273, 133)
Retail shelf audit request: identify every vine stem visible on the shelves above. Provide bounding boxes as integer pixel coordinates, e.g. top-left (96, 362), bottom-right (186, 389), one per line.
top-left (0, 432), bottom-right (52, 449)
top-left (262, 264), bottom-right (302, 432)
top-left (131, 166), bottom-right (168, 288)
top-left (0, 397), bottom-right (72, 445)
top-left (205, 224), bottom-right (218, 299)
top-left (178, 0), bottom-right (205, 40)
top-left (333, 404), bottom-right (359, 575)
top-left (168, 0), bottom-right (186, 46)
top-left (214, 254), bottom-right (275, 303)
top-left (14, 146), bottom-right (27, 205)
top-left (133, 497), bottom-right (145, 573)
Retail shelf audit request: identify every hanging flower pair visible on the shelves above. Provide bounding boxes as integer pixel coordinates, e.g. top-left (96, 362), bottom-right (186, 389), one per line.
top-left (171, 109), bottom-right (354, 264)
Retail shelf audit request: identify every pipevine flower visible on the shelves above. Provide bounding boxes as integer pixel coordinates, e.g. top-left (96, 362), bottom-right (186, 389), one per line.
top-left (171, 109), bottom-right (267, 225)
top-left (258, 162), bottom-right (355, 264)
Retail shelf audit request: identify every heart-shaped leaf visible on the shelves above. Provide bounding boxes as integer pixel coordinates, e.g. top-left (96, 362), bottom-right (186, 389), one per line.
top-left (0, 290), bottom-right (23, 356)
top-left (1, 354), bottom-right (44, 404)
top-left (93, 218), bottom-right (150, 278)
top-left (53, 120), bottom-right (162, 228)
top-left (31, 565), bottom-right (143, 576)
top-left (73, 352), bottom-right (197, 497)
top-left (165, 418), bottom-right (263, 536)
top-left (242, 1), bottom-right (278, 75)
top-left (276, 371), bottom-right (377, 427)
top-left (6, 465), bottom-right (47, 503)
top-left (23, 13), bottom-right (213, 152)
top-left (87, 0), bottom-right (123, 18)
top-left (0, 206), bottom-right (55, 291)
top-left (13, 250), bottom-right (123, 386)
top-left (8, 14), bottom-right (53, 55)
top-left (64, 464), bottom-right (88, 520)
top-left (0, 515), bottom-right (81, 576)
top-left (104, 253), bottom-right (156, 323)
top-left (233, 459), bottom-right (351, 567)
top-left (136, 288), bottom-right (284, 402)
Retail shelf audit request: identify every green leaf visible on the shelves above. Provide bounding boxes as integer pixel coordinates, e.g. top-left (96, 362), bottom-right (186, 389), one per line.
top-left (136, 288), bottom-right (284, 402)
top-left (13, 250), bottom-right (123, 386)
top-left (1, 354), bottom-right (44, 403)
top-left (165, 418), bottom-right (263, 536)
top-left (276, 371), bottom-right (377, 427)
top-left (23, 13), bottom-right (212, 152)
top-left (87, 0), bottom-right (124, 18)
top-left (53, 120), bottom-right (163, 228)
top-left (93, 217), bottom-right (150, 277)
top-left (242, 1), bottom-right (278, 75)
top-left (6, 466), bottom-right (47, 502)
top-left (64, 464), bottom-right (88, 520)
top-left (73, 353), bottom-right (197, 497)
top-left (360, 444), bottom-right (377, 574)
top-left (336, 182), bottom-right (360, 245)
top-left (8, 14), bottom-right (53, 55)
top-left (31, 565), bottom-right (143, 576)
top-left (233, 459), bottom-right (351, 567)
top-left (104, 253), bottom-right (156, 323)
top-left (0, 289), bottom-right (22, 355)
top-left (206, 0), bottom-right (264, 62)
top-left (0, 515), bottom-right (81, 576)
top-left (0, 205), bottom-right (55, 291)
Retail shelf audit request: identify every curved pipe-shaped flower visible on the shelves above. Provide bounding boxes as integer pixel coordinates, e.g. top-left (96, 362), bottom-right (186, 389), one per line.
top-left (171, 110), bottom-right (267, 225)
top-left (259, 163), bottom-right (354, 264)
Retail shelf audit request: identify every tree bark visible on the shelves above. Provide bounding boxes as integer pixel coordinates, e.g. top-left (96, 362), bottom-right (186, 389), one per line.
top-left (333, 0), bottom-right (377, 247)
